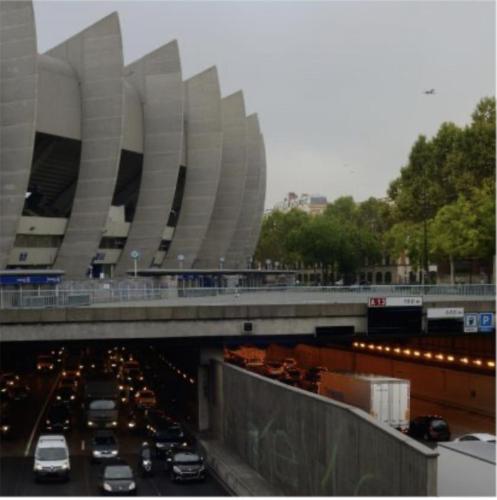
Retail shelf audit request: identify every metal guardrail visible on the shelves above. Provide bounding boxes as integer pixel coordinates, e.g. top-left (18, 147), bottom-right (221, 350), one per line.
top-left (0, 284), bottom-right (494, 310)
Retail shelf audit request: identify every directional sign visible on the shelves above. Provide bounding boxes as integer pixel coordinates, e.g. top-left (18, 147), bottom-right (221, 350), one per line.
top-left (464, 313), bottom-right (478, 333)
top-left (479, 312), bottom-right (495, 333)
top-left (368, 296), bottom-right (422, 307)
top-left (428, 308), bottom-right (464, 319)
top-left (130, 250), bottom-right (140, 260)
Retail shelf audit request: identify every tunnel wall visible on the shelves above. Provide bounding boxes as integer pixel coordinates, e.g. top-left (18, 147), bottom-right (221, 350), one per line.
top-left (267, 344), bottom-right (495, 415)
top-left (218, 362), bottom-right (438, 496)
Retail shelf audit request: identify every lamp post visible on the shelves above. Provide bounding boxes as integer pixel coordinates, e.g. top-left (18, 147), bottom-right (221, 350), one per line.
top-left (219, 256), bottom-right (225, 270)
top-left (265, 259), bottom-right (272, 270)
top-left (177, 254), bottom-right (184, 270)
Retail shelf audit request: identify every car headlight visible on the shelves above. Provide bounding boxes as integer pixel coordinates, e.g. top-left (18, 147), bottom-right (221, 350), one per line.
top-left (56, 395), bottom-right (61, 400)
top-left (172, 466), bottom-right (181, 473)
top-left (118, 385), bottom-right (124, 390)
top-left (70, 395), bottom-right (75, 400)
top-left (128, 481), bottom-right (136, 490)
top-left (61, 462), bottom-right (70, 470)
top-left (103, 482), bottom-right (112, 492)
top-left (111, 421), bottom-right (118, 426)
top-left (143, 459), bottom-right (151, 467)
top-left (76, 371), bottom-right (81, 377)
top-left (111, 450), bottom-right (118, 456)
top-left (49, 365), bottom-right (54, 370)
top-left (34, 463), bottom-right (43, 471)
top-left (37, 365), bottom-right (42, 370)
top-left (45, 419), bottom-right (50, 425)
top-left (128, 421), bottom-right (136, 428)
top-left (62, 371), bottom-right (67, 376)
top-left (88, 421), bottom-right (94, 427)
top-left (1, 425), bottom-right (10, 432)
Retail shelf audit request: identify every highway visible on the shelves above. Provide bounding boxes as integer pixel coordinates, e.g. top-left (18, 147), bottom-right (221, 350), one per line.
top-left (0, 346), bottom-right (227, 497)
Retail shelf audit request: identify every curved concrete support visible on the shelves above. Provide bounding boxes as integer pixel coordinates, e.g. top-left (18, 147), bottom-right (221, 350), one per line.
top-left (0, 1), bottom-right (38, 269)
top-left (245, 133), bottom-right (267, 262)
top-left (47, 13), bottom-right (125, 277)
top-left (162, 67), bottom-right (223, 269)
top-left (225, 114), bottom-right (261, 269)
top-left (196, 91), bottom-right (248, 268)
top-left (115, 41), bottom-right (183, 275)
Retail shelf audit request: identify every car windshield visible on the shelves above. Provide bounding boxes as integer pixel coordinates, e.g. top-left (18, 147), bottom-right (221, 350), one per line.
top-left (156, 428), bottom-right (184, 440)
top-left (94, 436), bottom-right (116, 446)
top-left (89, 400), bottom-right (115, 410)
top-left (430, 419), bottom-right (448, 430)
top-left (104, 465), bottom-right (132, 479)
top-left (37, 447), bottom-right (67, 461)
top-left (173, 454), bottom-right (201, 465)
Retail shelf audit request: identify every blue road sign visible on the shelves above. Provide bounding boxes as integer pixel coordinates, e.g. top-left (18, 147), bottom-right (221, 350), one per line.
top-left (479, 312), bottom-right (495, 333)
top-left (464, 313), bottom-right (479, 333)
top-left (130, 250), bottom-right (140, 260)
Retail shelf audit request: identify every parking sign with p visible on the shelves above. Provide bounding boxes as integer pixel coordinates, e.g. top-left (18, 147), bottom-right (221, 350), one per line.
top-left (479, 312), bottom-right (495, 333)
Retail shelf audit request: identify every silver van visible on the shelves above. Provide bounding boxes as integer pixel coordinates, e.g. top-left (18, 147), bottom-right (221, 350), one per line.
top-left (33, 434), bottom-right (70, 481)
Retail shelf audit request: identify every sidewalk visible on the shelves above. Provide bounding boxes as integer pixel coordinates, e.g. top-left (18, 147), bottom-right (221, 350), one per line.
top-left (199, 439), bottom-right (284, 496)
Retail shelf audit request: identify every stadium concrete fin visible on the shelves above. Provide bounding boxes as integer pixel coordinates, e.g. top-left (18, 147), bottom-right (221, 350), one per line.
top-left (0, 0), bottom-right (38, 269)
top-left (114, 41), bottom-right (184, 275)
top-left (195, 91), bottom-right (248, 269)
top-left (162, 66), bottom-right (223, 269)
top-left (225, 113), bottom-right (261, 268)
top-left (47, 13), bottom-right (125, 277)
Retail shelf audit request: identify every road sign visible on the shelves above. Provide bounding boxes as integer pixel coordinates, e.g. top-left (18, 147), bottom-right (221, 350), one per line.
top-left (479, 312), bottom-right (495, 333)
top-left (464, 313), bottom-right (478, 333)
top-left (368, 296), bottom-right (422, 307)
top-left (368, 297), bottom-right (386, 307)
top-left (130, 250), bottom-right (140, 260)
top-left (427, 308), bottom-right (464, 319)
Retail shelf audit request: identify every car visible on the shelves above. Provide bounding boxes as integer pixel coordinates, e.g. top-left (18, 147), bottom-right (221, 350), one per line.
top-left (59, 376), bottom-right (79, 390)
top-left (91, 431), bottom-right (119, 463)
top-left (125, 368), bottom-right (144, 384)
top-left (61, 367), bottom-right (81, 378)
top-left (0, 410), bottom-right (13, 439)
top-left (153, 424), bottom-right (187, 457)
top-left (169, 450), bottom-right (206, 482)
top-left (453, 433), bottom-right (496, 443)
top-left (263, 361), bottom-right (285, 379)
top-left (100, 461), bottom-right (136, 495)
top-left (408, 416), bottom-right (451, 442)
top-left (134, 389), bottom-right (157, 409)
top-left (0, 373), bottom-right (20, 388)
top-left (45, 404), bottom-right (71, 432)
top-left (7, 384), bottom-right (31, 401)
top-left (37, 355), bottom-right (55, 372)
top-left (33, 434), bottom-right (70, 481)
top-left (55, 387), bottom-right (77, 405)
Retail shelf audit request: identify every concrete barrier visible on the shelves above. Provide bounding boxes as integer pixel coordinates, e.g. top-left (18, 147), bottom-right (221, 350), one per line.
top-left (219, 362), bottom-right (438, 496)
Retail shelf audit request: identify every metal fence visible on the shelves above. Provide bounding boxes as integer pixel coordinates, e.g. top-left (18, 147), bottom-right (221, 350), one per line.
top-left (0, 284), bottom-right (495, 309)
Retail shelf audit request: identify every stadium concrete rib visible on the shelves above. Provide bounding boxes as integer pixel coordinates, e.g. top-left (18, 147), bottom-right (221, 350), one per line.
top-left (162, 66), bottom-right (223, 269)
top-left (0, 1), bottom-right (38, 269)
top-left (245, 133), bottom-right (267, 262)
top-left (48, 13), bottom-right (125, 278)
top-left (195, 91), bottom-right (248, 269)
top-left (114, 41), bottom-right (184, 275)
top-left (225, 113), bottom-right (261, 269)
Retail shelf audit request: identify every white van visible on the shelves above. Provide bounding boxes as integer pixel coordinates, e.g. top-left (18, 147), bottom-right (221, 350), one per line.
top-left (33, 434), bottom-right (70, 481)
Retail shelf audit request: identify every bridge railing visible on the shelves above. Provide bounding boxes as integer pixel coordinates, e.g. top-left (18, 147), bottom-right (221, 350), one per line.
top-left (0, 284), bottom-right (494, 309)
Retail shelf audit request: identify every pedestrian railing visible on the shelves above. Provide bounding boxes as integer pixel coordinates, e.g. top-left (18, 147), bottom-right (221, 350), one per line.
top-left (0, 284), bottom-right (494, 310)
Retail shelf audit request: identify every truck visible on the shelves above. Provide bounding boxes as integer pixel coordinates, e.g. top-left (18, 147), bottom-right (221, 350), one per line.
top-left (84, 380), bottom-right (119, 429)
top-left (318, 372), bottom-right (410, 430)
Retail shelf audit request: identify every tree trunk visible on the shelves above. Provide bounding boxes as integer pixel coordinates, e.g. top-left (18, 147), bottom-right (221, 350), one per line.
top-left (449, 255), bottom-right (455, 285)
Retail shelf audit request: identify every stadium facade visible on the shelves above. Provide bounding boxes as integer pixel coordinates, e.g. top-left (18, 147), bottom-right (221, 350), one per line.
top-left (0, 1), bottom-right (266, 278)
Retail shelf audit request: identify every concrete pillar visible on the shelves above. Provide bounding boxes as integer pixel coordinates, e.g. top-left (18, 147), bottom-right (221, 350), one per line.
top-left (198, 347), bottom-right (224, 435)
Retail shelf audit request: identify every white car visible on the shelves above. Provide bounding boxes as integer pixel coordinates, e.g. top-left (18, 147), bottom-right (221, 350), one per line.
top-left (453, 433), bottom-right (496, 443)
top-left (33, 434), bottom-right (70, 481)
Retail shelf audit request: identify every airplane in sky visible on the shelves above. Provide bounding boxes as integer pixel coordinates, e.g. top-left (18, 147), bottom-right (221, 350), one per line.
top-left (423, 89), bottom-right (436, 95)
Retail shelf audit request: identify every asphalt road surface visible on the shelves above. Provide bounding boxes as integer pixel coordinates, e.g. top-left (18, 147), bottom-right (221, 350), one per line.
top-left (0, 356), bottom-right (228, 497)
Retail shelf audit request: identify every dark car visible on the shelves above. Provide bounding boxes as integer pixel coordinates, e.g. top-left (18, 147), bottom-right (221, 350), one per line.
top-left (408, 416), bottom-right (451, 442)
top-left (91, 431), bottom-right (119, 463)
top-left (153, 425), bottom-right (187, 457)
top-left (55, 387), bottom-right (77, 405)
top-left (7, 384), bottom-right (30, 402)
top-left (100, 462), bottom-right (136, 495)
top-left (169, 450), bottom-right (206, 482)
top-left (45, 404), bottom-right (71, 432)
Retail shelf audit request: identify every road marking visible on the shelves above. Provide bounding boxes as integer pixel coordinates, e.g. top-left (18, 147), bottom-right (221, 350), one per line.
top-left (24, 372), bottom-right (61, 457)
top-left (81, 439), bottom-right (85, 451)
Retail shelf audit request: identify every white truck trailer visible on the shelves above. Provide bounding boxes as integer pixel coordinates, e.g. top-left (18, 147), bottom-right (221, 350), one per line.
top-left (319, 372), bottom-right (410, 430)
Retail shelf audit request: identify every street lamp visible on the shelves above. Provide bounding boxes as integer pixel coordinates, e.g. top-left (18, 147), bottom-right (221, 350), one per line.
top-left (265, 259), bottom-right (272, 270)
top-left (219, 256), bottom-right (225, 270)
top-left (177, 254), bottom-right (184, 270)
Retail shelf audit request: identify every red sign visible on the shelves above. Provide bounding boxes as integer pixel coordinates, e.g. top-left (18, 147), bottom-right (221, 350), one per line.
top-left (369, 297), bottom-right (386, 307)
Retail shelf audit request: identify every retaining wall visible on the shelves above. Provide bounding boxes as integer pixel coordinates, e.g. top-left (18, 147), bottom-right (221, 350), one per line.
top-left (219, 362), bottom-right (438, 496)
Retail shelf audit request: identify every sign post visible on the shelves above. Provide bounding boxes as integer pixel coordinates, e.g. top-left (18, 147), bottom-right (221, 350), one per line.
top-left (479, 313), bottom-right (495, 333)
top-left (464, 313), bottom-right (478, 333)
top-left (130, 250), bottom-right (140, 278)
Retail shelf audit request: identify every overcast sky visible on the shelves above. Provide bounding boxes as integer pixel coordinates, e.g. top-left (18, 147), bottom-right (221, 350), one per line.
top-left (33, 0), bottom-right (495, 209)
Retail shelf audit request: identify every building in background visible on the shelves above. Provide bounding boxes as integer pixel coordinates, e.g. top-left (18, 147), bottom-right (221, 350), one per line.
top-left (0, 1), bottom-right (266, 278)
top-left (273, 192), bottom-right (328, 215)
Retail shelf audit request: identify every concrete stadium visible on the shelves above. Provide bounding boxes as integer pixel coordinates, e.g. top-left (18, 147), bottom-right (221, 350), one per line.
top-left (0, 1), bottom-right (266, 279)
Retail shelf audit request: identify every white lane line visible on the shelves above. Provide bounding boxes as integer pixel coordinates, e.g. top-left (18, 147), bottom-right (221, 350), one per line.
top-left (81, 439), bottom-right (85, 451)
top-left (24, 372), bottom-right (61, 457)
